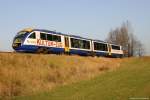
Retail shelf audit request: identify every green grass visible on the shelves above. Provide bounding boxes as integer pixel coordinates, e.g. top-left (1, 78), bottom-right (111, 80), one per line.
top-left (13, 57), bottom-right (150, 100)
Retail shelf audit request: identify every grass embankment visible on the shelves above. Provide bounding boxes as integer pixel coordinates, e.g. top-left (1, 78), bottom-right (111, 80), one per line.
top-left (14, 57), bottom-right (150, 100)
top-left (0, 53), bottom-right (121, 99)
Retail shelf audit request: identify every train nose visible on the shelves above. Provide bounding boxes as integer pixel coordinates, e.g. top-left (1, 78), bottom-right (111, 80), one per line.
top-left (12, 38), bottom-right (22, 49)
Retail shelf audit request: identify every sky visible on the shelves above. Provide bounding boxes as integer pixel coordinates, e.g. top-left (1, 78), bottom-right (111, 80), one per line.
top-left (0, 0), bottom-right (150, 55)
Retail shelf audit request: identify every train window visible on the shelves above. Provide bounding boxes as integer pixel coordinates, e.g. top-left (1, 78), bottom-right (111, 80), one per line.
top-left (71, 38), bottom-right (79, 48)
top-left (47, 34), bottom-right (52, 41)
top-left (70, 38), bottom-right (90, 49)
top-left (52, 35), bottom-right (61, 42)
top-left (28, 32), bottom-right (36, 39)
top-left (94, 42), bottom-right (108, 51)
top-left (40, 33), bottom-right (46, 40)
top-left (83, 40), bottom-right (90, 49)
top-left (111, 45), bottom-right (120, 50)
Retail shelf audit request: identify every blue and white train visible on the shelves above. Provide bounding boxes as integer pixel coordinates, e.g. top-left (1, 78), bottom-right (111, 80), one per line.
top-left (12, 28), bottom-right (123, 58)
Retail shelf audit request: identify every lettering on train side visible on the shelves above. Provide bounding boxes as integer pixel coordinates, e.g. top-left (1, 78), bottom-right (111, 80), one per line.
top-left (37, 39), bottom-right (62, 47)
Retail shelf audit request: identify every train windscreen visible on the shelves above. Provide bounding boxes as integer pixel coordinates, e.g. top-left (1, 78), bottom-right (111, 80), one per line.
top-left (12, 31), bottom-right (29, 48)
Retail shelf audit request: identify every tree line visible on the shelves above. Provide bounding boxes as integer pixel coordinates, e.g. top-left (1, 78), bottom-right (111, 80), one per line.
top-left (106, 21), bottom-right (144, 57)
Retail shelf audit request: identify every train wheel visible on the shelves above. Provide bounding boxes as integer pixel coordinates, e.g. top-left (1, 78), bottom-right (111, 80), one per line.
top-left (91, 52), bottom-right (96, 57)
top-left (37, 48), bottom-right (49, 54)
top-left (36, 48), bottom-right (43, 54)
top-left (43, 48), bottom-right (49, 54)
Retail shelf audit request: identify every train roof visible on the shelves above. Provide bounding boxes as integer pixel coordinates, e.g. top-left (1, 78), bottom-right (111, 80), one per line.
top-left (69, 35), bottom-right (92, 40)
top-left (92, 39), bottom-right (108, 43)
top-left (33, 29), bottom-right (92, 40)
top-left (33, 29), bottom-right (67, 36)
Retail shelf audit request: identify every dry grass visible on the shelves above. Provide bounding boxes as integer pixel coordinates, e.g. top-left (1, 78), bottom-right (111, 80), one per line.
top-left (0, 53), bottom-right (122, 99)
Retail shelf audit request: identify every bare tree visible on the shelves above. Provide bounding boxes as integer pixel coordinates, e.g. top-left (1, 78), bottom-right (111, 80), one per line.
top-left (106, 21), bottom-right (144, 57)
top-left (134, 40), bottom-right (145, 57)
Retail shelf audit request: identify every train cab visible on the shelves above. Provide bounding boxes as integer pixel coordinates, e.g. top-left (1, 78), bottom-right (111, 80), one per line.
top-left (12, 28), bottom-right (33, 51)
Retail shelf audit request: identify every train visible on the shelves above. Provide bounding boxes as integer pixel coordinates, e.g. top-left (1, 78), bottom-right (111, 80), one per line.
top-left (12, 28), bottom-right (124, 58)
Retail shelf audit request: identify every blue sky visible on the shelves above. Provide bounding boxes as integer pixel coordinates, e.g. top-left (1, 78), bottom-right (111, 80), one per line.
top-left (0, 0), bottom-right (150, 55)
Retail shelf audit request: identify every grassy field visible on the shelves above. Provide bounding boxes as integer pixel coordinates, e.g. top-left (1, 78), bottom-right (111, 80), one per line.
top-left (0, 53), bottom-right (121, 100)
top-left (13, 57), bottom-right (150, 100)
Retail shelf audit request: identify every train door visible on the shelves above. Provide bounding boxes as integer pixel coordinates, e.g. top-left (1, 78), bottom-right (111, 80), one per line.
top-left (108, 44), bottom-right (112, 56)
top-left (64, 37), bottom-right (70, 53)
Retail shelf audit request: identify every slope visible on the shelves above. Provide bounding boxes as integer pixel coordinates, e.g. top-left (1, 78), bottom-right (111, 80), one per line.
top-left (14, 57), bottom-right (150, 100)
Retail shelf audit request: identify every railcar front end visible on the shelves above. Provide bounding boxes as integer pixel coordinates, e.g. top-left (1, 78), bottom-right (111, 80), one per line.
top-left (12, 29), bottom-right (31, 52)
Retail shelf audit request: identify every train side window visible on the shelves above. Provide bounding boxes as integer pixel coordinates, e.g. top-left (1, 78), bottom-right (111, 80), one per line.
top-left (83, 40), bottom-right (90, 49)
top-left (47, 34), bottom-right (52, 41)
top-left (52, 35), bottom-right (61, 42)
top-left (28, 32), bottom-right (36, 39)
top-left (70, 38), bottom-right (90, 49)
top-left (71, 38), bottom-right (79, 48)
top-left (102, 43), bottom-right (108, 51)
top-left (94, 42), bottom-right (108, 51)
top-left (79, 40), bottom-right (84, 48)
top-left (40, 33), bottom-right (46, 40)
top-left (111, 45), bottom-right (120, 50)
